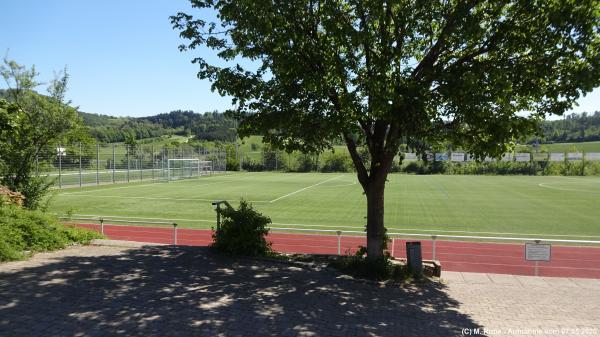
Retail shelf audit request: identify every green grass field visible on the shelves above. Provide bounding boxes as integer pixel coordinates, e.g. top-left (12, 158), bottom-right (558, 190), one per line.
top-left (48, 172), bottom-right (600, 239)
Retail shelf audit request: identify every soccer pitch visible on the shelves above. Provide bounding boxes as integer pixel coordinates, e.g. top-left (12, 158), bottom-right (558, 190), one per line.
top-left (49, 172), bottom-right (600, 239)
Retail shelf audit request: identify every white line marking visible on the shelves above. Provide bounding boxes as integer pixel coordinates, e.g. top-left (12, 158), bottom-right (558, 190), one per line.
top-left (57, 194), bottom-right (271, 203)
top-left (269, 175), bottom-right (344, 203)
top-left (58, 172), bottom-right (244, 194)
top-left (538, 182), bottom-right (600, 194)
top-left (59, 213), bottom-right (600, 238)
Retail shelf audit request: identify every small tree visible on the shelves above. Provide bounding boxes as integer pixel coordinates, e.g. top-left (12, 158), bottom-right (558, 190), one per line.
top-left (0, 59), bottom-right (87, 208)
top-left (173, 1), bottom-right (600, 261)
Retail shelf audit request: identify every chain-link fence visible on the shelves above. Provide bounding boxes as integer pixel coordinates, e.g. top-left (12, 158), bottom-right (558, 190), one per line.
top-left (37, 143), bottom-right (227, 188)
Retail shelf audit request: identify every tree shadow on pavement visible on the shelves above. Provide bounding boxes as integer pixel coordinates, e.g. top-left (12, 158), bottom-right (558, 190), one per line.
top-left (0, 246), bottom-right (485, 337)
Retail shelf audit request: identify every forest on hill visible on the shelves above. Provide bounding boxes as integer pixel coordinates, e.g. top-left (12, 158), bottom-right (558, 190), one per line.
top-left (79, 109), bottom-right (236, 143)
top-left (536, 111), bottom-right (600, 143)
top-left (2, 88), bottom-right (598, 145)
top-left (84, 109), bottom-right (600, 146)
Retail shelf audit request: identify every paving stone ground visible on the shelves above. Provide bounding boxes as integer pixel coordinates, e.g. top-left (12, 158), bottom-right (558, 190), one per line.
top-left (0, 243), bottom-right (598, 337)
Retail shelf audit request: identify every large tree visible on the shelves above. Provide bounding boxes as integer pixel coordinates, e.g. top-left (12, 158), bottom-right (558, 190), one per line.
top-left (172, 0), bottom-right (600, 260)
top-left (0, 59), bottom-right (86, 208)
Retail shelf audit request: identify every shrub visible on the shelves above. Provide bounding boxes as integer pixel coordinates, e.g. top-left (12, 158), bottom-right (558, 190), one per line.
top-left (330, 249), bottom-right (409, 281)
top-left (211, 200), bottom-right (272, 256)
top-left (320, 152), bottom-right (353, 172)
top-left (294, 154), bottom-right (317, 172)
top-left (0, 205), bottom-right (102, 261)
top-left (241, 158), bottom-right (264, 171)
top-left (226, 157), bottom-right (240, 171)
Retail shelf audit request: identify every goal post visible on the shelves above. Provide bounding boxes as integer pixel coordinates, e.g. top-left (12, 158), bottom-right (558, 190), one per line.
top-left (165, 158), bottom-right (212, 181)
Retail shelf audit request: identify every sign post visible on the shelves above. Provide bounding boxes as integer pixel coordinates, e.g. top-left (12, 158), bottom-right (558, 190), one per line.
top-left (525, 241), bottom-right (551, 276)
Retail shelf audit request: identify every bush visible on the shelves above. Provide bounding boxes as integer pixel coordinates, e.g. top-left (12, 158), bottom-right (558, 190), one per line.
top-left (241, 158), bottom-right (264, 171)
top-left (294, 154), bottom-right (317, 172)
top-left (0, 205), bottom-right (102, 261)
top-left (320, 152), bottom-right (353, 172)
top-left (211, 200), bottom-right (272, 256)
top-left (330, 249), bottom-right (409, 281)
top-left (226, 157), bottom-right (240, 171)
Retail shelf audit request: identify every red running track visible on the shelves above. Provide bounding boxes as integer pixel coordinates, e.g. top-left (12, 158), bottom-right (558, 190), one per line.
top-left (75, 223), bottom-right (600, 279)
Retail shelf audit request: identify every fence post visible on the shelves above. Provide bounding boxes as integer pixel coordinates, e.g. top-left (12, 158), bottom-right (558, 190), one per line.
top-left (173, 223), bottom-right (178, 245)
top-left (112, 144), bottom-right (116, 183)
top-left (582, 150), bottom-right (586, 176)
top-left (96, 143), bottom-right (100, 185)
top-left (100, 217), bottom-right (104, 235)
top-left (79, 142), bottom-right (83, 187)
top-left (140, 144), bottom-right (143, 181)
top-left (431, 235), bottom-right (437, 260)
top-left (391, 238), bottom-right (396, 258)
top-left (126, 145), bottom-right (130, 182)
top-left (151, 144), bottom-right (155, 181)
top-left (58, 143), bottom-right (62, 189)
top-left (336, 230), bottom-right (342, 255)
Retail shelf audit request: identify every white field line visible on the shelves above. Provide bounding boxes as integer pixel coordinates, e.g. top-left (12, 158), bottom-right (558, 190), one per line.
top-left (58, 194), bottom-right (271, 203)
top-left (538, 183), bottom-right (589, 193)
top-left (45, 169), bottom-right (154, 177)
top-left (58, 172), bottom-right (245, 194)
top-left (269, 175), bottom-right (344, 203)
top-left (60, 213), bottom-right (600, 238)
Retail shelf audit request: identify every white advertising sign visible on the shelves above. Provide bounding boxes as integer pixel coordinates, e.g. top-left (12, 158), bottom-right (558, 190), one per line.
top-left (586, 152), bottom-right (600, 161)
top-left (525, 243), bottom-right (551, 261)
top-left (501, 153), bottom-right (513, 161)
top-left (515, 153), bottom-right (531, 162)
top-left (567, 152), bottom-right (583, 161)
top-left (451, 153), bottom-right (465, 162)
top-left (56, 147), bottom-right (67, 157)
top-left (404, 153), bottom-right (417, 161)
top-left (549, 153), bottom-right (564, 162)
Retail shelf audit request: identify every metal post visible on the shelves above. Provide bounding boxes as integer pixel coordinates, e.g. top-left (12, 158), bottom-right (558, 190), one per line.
top-left (582, 150), bottom-right (586, 176)
top-left (216, 205), bottom-right (221, 230)
top-left (140, 145), bottom-right (143, 181)
top-left (96, 144), bottom-right (100, 185)
top-left (100, 217), bottom-right (104, 235)
top-left (126, 145), bottom-right (130, 182)
top-left (79, 143), bottom-right (82, 187)
top-left (432, 235), bottom-right (437, 260)
top-left (151, 144), bottom-right (155, 181)
top-left (112, 144), bottom-right (116, 183)
top-left (336, 230), bottom-right (342, 255)
top-left (391, 238), bottom-right (396, 258)
top-left (173, 223), bottom-right (178, 245)
top-left (535, 261), bottom-right (539, 277)
top-left (58, 143), bottom-right (62, 189)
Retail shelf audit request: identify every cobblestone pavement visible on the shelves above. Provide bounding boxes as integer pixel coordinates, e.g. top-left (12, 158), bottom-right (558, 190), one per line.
top-left (0, 244), bottom-right (598, 337)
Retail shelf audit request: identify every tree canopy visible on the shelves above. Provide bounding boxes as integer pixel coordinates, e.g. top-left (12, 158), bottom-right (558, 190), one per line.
top-left (173, 0), bottom-right (600, 260)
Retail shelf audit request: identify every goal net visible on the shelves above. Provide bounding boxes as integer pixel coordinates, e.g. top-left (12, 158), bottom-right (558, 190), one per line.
top-left (164, 159), bottom-right (212, 181)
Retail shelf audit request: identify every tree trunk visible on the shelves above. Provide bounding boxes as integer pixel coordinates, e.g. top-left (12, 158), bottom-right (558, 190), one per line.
top-left (365, 179), bottom-right (386, 261)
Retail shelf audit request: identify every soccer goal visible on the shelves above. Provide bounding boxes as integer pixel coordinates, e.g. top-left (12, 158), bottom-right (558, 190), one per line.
top-left (164, 159), bottom-right (212, 181)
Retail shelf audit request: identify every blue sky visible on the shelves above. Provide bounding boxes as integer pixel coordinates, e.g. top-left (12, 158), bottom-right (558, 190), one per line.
top-left (1, 0), bottom-right (599, 118)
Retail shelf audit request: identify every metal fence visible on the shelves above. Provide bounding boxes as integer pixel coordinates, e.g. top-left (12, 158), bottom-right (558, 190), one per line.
top-left (60, 215), bottom-right (600, 278)
top-left (38, 143), bottom-right (227, 188)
